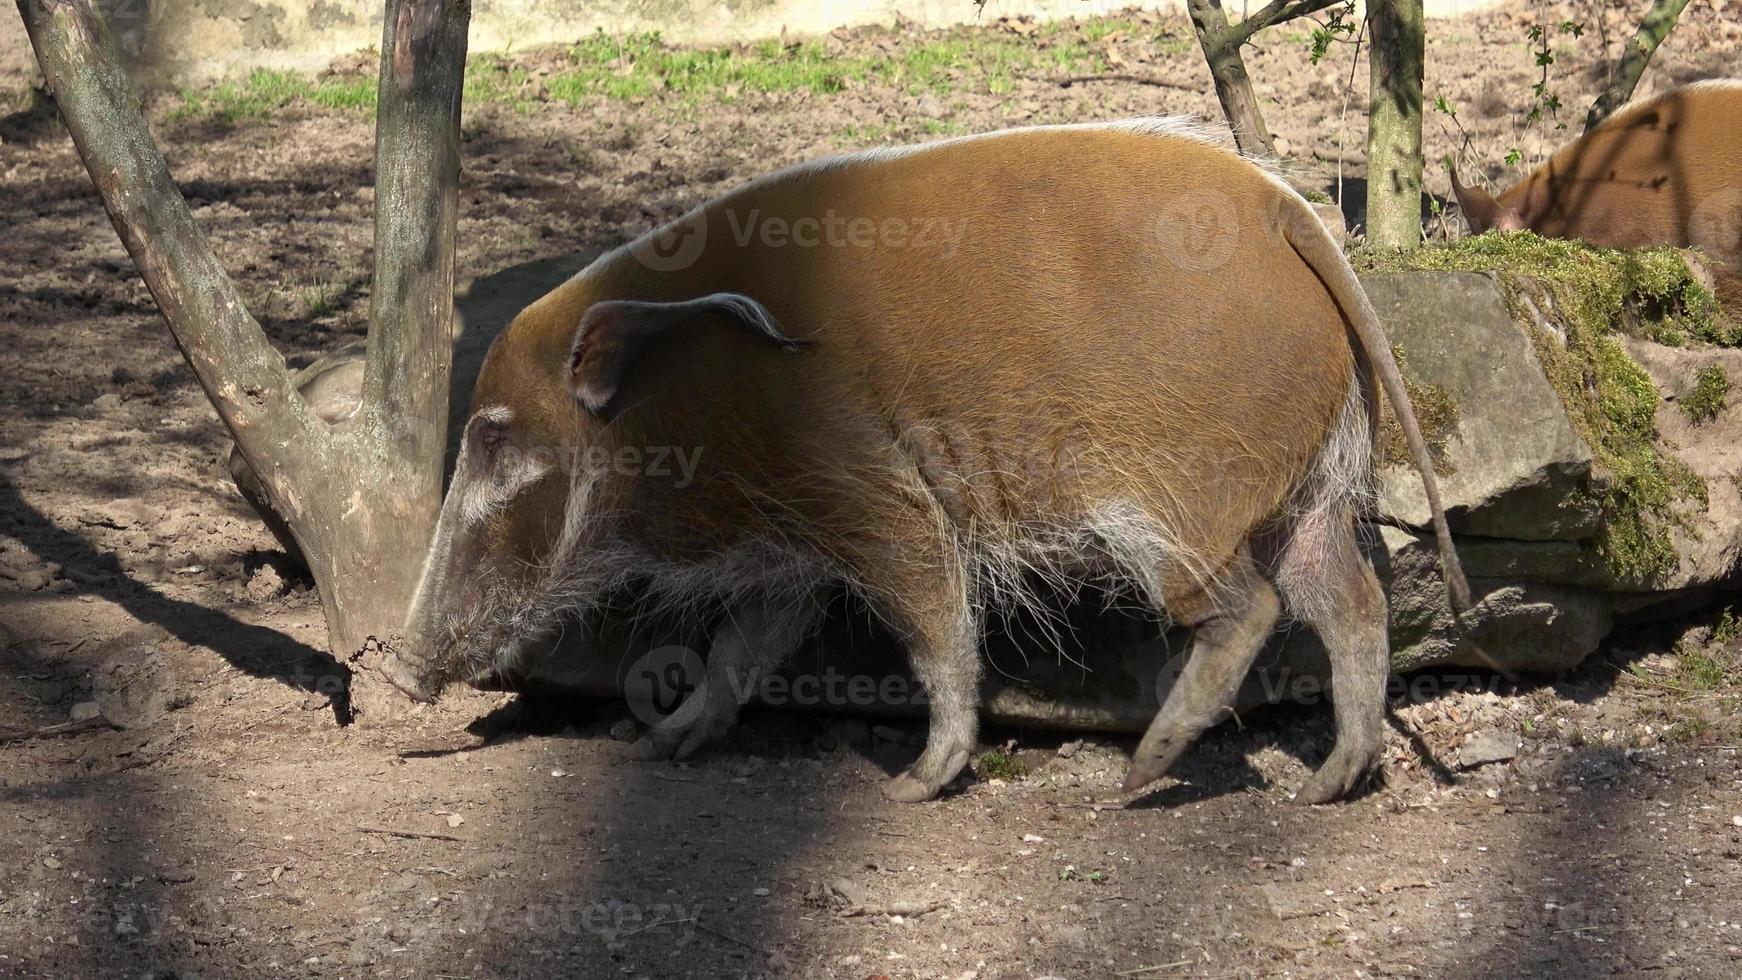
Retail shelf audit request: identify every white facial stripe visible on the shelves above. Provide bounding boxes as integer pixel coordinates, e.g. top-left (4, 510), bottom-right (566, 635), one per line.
top-left (452, 405), bottom-right (546, 529)
top-left (457, 453), bottom-right (551, 528)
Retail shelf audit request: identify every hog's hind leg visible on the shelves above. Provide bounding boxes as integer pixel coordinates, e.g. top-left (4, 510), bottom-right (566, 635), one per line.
top-left (632, 589), bottom-right (826, 762)
top-left (1272, 506), bottom-right (1389, 804)
top-left (1123, 553), bottom-right (1280, 795)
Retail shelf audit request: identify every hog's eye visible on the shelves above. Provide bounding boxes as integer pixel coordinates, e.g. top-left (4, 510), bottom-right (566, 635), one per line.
top-left (468, 409), bottom-right (512, 462)
top-left (477, 421), bottom-right (506, 454)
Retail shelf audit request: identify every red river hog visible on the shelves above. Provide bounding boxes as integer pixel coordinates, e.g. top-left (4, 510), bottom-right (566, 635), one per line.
top-left (1451, 80), bottom-right (1742, 303)
top-left (378, 119), bottom-right (1470, 804)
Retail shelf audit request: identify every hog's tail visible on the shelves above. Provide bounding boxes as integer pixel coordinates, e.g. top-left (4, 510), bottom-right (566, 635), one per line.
top-left (1277, 198), bottom-right (1502, 664)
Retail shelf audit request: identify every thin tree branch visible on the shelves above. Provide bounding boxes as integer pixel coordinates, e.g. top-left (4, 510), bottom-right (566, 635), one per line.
top-left (1584, 0), bottom-right (1690, 133)
top-left (17, 0), bottom-right (322, 511)
top-left (1228, 0), bottom-right (1349, 45)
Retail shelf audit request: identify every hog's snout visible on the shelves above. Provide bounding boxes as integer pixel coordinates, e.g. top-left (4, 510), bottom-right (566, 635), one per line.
top-left (378, 647), bottom-right (442, 704)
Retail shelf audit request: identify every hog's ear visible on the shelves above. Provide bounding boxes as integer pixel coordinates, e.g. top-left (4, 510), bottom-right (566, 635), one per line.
top-left (1447, 160), bottom-right (1521, 235)
top-left (568, 292), bottom-right (806, 417)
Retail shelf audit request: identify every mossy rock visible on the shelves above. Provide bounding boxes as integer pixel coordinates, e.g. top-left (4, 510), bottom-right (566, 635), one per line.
top-left (1360, 270), bottom-right (1603, 542)
top-left (1356, 233), bottom-right (1717, 587)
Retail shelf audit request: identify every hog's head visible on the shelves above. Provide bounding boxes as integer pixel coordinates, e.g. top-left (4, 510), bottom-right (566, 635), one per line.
top-left (378, 287), bottom-right (801, 702)
top-left (1446, 157), bottom-right (1532, 235)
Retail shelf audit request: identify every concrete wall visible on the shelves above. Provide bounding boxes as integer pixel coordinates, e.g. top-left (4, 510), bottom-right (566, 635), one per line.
top-left (19, 0), bottom-right (1504, 83)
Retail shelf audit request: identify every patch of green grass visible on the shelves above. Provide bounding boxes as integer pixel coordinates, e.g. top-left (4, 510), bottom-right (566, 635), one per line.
top-left (299, 279), bottom-right (338, 318)
top-left (1714, 606), bottom-right (1742, 644)
top-left (172, 68), bottom-right (376, 122)
top-left (464, 53), bottom-right (533, 108)
top-left (168, 12), bottom-right (1184, 122)
top-left (537, 26), bottom-right (1108, 104)
top-left (1676, 647), bottom-right (1731, 691)
top-left (549, 32), bottom-right (866, 101)
top-left (833, 116), bottom-right (969, 147)
top-left (833, 121), bottom-right (899, 146)
top-left (972, 748), bottom-right (1030, 780)
top-left (1682, 365), bottom-right (1729, 424)
top-left (1356, 232), bottom-right (1714, 584)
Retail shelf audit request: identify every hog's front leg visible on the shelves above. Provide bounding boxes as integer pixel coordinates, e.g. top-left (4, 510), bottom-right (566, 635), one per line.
top-left (632, 590), bottom-right (826, 761)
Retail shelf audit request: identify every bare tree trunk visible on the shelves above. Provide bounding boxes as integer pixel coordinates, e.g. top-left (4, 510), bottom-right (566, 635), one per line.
top-left (1365, 0), bottom-right (1425, 248)
top-left (19, 0), bottom-right (471, 659)
top-left (1585, 0), bottom-right (1690, 133)
top-left (1186, 0), bottom-right (1278, 158)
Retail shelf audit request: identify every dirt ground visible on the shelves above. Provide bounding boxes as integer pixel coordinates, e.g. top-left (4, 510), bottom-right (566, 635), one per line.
top-left (4, 3), bottom-right (1742, 977)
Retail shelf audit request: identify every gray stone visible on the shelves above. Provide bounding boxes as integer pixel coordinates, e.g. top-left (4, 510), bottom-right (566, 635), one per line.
top-left (93, 649), bottom-right (176, 729)
top-left (1375, 526), bottom-right (1614, 674)
top-left (1362, 272), bottom-right (1602, 541)
top-left (1619, 338), bottom-right (1742, 593)
top-left (1457, 729), bottom-right (1520, 769)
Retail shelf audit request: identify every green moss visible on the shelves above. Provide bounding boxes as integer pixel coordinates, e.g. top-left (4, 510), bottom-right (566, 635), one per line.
top-left (1354, 232), bottom-right (1713, 584)
top-left (1682, 365), bottom-right (1730, 424)
top-left (1380, 345), bottom-right (1459, 469)
top-left (972, 748), bottom-right (1030, 780)
top-left (1300, 188), bottom-right (1335, 205)
top-left (1355, 232), bottom-right (1723, 344)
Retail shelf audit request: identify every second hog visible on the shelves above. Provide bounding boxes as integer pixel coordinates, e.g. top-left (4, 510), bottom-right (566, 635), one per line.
top-left (379, 119), bottom-right (1469, 803)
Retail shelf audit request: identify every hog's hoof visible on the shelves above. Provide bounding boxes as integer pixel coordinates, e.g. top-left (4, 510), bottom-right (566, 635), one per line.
top-left (1120, 735), bottom-right (1190, 795)
top-left (630, 725), bottom-right (721, 762)
top-left (881, 772), bottom-right (940, 803)
top-left (881, 747), bottom-right (970, 803)
top-left (1294, 741), bottom-right (1382, 805)
top-left (1120, 763), bottom-right (1162, 796)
